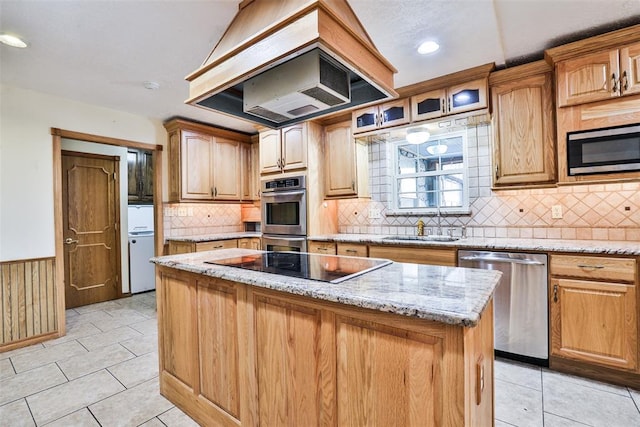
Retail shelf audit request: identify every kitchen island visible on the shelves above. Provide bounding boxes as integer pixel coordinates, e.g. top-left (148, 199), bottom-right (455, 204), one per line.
top-left (151, 249), bottom-right (501, 426)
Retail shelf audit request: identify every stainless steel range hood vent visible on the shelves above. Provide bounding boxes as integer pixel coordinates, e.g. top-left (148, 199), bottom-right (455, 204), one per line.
top-left (186, 0), bottom-right (397, 129)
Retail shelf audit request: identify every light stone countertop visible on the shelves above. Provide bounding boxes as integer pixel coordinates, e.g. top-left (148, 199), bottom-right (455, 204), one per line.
top-left (151, 248), bottom-right (502, 327)
top-left (166, 232), bottom-right (261, 243)
top-left (308, 234), bottom-right (640, 256)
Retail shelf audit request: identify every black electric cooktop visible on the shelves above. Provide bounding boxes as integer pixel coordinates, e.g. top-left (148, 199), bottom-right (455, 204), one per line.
top-left (204, 252), bottom-right (392, 284)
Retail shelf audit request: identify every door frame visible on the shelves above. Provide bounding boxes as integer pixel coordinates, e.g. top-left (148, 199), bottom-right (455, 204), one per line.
top-left (52, 128), bottom-right (163, 335)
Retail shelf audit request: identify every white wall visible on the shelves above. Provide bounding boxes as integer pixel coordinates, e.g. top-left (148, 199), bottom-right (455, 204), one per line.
top-left (60, 139), bottom-right (130, 293)
top-left (0, 84), bottom-right (166, 263)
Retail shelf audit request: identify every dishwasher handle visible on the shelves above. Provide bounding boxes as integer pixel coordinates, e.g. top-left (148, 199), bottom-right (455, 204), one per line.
top-left (459, 255), bottom-right (545, 266)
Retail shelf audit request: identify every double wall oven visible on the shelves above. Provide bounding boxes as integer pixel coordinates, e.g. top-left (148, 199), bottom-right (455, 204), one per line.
top-left (261, 176), bottom-right (307, 252)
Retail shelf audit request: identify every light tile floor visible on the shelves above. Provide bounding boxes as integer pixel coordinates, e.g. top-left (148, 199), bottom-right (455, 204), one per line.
top-left (1, 291), bottom-right (639, 426)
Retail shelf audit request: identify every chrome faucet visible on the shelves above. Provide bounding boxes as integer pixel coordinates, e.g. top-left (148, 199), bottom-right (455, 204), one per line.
top-left (435, 205), bottom-right (442, 235)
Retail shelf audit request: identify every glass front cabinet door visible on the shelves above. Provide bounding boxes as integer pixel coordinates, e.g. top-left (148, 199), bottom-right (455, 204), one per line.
top-left (352, 99), bottom-right (410, 134)
top-left (411, 79), bottom-right (488, 121)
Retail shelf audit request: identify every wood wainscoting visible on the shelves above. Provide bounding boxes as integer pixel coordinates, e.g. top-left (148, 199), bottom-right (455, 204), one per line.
top-left (0, 257), bottom-right (59, 351)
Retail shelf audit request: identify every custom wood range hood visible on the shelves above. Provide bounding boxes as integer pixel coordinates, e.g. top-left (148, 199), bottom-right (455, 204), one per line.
top-left (185, 0), bottom-right (398, 129)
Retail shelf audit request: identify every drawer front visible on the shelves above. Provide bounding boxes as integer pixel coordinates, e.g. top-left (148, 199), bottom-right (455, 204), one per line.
top-left (337, 243), bottom-right (368, 258)
top-left (196, 239), bottom-right (238, 252)
top-left (369, 246), bottom-right (456, 267)
top-left (550, 255), bottom-right (636, 283)
top-left (308, 241), bottom-right (337, 255)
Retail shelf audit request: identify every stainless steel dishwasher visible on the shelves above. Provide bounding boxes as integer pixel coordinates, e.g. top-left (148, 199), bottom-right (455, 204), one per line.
top-left (458, 250), bottom-right (548, 365)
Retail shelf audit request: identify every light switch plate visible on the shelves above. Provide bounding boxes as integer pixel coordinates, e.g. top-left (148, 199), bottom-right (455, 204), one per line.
top-left (368, 208), bottom-right (382, 219)
top-left (551, 205), bottom-right (563, 219)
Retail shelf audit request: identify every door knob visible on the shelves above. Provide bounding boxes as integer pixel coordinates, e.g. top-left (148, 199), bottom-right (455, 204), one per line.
top-left (64, 238), bottom-right (78, 245)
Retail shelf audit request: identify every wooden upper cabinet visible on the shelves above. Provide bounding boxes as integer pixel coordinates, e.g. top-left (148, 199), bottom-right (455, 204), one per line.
top-left (212, 138), bottom-right (242, 200)
top-left (411, 78), bottom-right (488, 121)
top-left (182, 131), bottom-right (215, 200)
top-left (556, 49), bottom-right (619, 107)
top-left (621, 43), bottom-right (640, 97)
top-left (490, 62), bottom-right (556, 186)
top-left (240, 142), bottom-right (253, 201)
top-left (324, 121), bottom-right (369, 198)
top-left (127, 148), bottom-right (154, 203)
top-left (281, 124), bottom-right (307, 171)
top-left (352, 98), bottom-right (410, 134)
top-left (556, 42), bottom-right (640, 107)
top-left (259, 123), bottom-right (308, 174)
top-left (164, 118), bottom-right (252, 202)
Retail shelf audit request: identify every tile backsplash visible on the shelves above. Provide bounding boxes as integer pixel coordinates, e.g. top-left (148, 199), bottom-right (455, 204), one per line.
top-left (163, 203), bottom-right (243, 237)
top-left (339, 123), bottom-right (640, 241)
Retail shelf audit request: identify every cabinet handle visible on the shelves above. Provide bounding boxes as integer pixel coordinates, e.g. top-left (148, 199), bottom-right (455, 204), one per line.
top-left (214, 245), bottom-right (223, 249)
top-left (612, 73), bottom-right (619, 93)
top-left (352, 180), bottom-right (355, 191)
top-left (495, 164), bottom-right (499, 180)
top-left (577, 264), bottom-right (605, 270)
top-left (281, 158), bottom-right (285, 170)
top-left (345, 249), bottom-right (357, 253)
top-left (441, 98), bottom-right (445, 114)
top-left (553, 284), bottom-right (558, 303)
top-left (64, 237), bottom-right (79, 245)
top-left (448, 97), bottom-right (451, 112)
top-left (214, 187), bottom-right (217, 197)
top-left (316, 247), bottom-right (327, 252)
top-left (622, 70), bottom-right (629, 92)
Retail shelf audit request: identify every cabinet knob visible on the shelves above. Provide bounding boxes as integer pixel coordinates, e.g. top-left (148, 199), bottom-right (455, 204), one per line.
top-left (622, 71), bottom-right (629, 92)
top-left (612, 73), bottom-right (619, 93)
top-left (64, 237), bottom-right (79, 245)
top-left (553, 284), bottom-right (558, 303)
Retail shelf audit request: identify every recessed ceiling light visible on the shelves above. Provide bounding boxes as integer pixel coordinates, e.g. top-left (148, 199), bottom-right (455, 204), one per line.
top-left (418, 40), bottom-right (439, 55)
top-left (143, 81), bottom-right (160, 90)
top-left (0, 34), bottom-right (27, 48)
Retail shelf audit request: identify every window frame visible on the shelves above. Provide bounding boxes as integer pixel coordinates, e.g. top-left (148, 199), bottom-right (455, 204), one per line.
top-left (389, 129), bottom-right (470, 215)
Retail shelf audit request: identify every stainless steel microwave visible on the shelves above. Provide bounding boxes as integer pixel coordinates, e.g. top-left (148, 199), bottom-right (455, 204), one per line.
top-left (567, 123), bottom-right (640, 175)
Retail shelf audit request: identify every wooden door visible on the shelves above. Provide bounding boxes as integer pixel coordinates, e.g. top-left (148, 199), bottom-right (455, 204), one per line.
top-left (241, 143), bottom-right (252, 201)
top-left (259, 129), bottom-right (281, 174)
top-left (411, 88), bottom-right (447, 121)
top-left (550, 278), bottom-right (637, 370)
top-left (62, 152), bottom-right (120, 308)
top-left (556, 49), bottom-right (620, 107)
top-left (335, 315), bottom-right (443, 426)
top-left (281, 124), bottom-right (307, 171)
top-left (181, 131), bottom-right (214, 199)
top-left (447, 78), bottom-right (488, 115)
top-left (620, 42), bottom-right (640, 96)
top-left (325, 122), bottom-right (357, 197)
top-left (212, 138), bottom-right (241, 200)
top-left (252, 293), bottom-right (327, 426)
top-left (492, 72), bottom-right (556, 185)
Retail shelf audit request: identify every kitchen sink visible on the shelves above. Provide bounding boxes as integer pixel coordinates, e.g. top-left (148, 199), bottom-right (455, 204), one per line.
top-left (383, 235), bottom-right (460, 242)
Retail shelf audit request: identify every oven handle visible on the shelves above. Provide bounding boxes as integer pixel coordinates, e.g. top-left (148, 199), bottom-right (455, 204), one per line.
top-left (459, 255), bottom-right (544, 266)
top-left (263, 235), bottom-right (307, 242)
top-left (261, 190), bottom-right (305, 198)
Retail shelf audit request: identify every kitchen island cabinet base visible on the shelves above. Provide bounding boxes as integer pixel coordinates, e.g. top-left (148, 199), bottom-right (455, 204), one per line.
top-left (156, 266), bottom-right (494, 426)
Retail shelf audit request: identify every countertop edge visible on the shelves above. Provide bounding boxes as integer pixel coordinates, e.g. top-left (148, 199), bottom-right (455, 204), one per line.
top-left (151, 249), bottom-right (500, 328)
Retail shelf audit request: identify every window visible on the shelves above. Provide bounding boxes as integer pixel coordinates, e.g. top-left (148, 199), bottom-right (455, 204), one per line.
top-left (392, 130), bottom-right (468, 213)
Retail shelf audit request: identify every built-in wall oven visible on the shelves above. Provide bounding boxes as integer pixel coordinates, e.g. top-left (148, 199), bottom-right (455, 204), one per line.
top-left (261, 175), bottom-right (307, 252)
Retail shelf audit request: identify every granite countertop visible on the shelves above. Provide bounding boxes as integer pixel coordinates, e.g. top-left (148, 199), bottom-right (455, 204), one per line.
top-left (151, 248), bottom-right (501, 327)
top-left (308, 234), bottom-right (640, 256)
top-left (166, 232), bottom-right (262, 243)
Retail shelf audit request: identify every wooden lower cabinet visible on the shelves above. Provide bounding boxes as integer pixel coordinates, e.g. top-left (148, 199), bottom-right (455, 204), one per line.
top-left (337, 242), bottom-right (368, 257)
top-left (550, 278), bottom-right (637, 371)
top-left (369, 245), bottom-right (457, 266)
top-left (238, 237), bottom-right (261, 250)
top-left (168, 239), bottom-right (239, 255)
top-left (308, 241), bottom-right (337, 255)
top-left (156, 266), bottom-right (494, 426)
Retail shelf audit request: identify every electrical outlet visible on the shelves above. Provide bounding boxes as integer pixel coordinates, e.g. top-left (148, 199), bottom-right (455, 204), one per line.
top-left (368, 208), bottom-right (382, 219)
top-left (551, 205), bottom-right (563, 219)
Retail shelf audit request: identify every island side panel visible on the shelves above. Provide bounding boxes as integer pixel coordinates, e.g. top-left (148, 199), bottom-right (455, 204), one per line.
top-left (464, 300), bottom-right (495, 426)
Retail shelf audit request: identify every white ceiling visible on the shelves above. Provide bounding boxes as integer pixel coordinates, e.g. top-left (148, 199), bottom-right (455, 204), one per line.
top-left (1, 0), bottom-right (639, 135)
